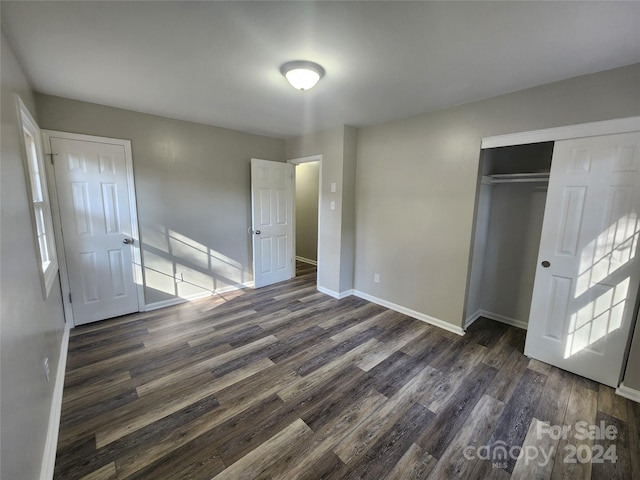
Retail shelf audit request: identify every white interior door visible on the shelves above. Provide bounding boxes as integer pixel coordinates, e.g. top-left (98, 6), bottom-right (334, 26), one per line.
top-left (251, 158), bottom-right (294, 288)
top-left (51, 136), bottom-right (140, 325)
top-left (525, 132), bottom-right (640, 387)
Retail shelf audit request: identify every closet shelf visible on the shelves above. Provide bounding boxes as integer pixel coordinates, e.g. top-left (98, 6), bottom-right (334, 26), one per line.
top-left (482, 172), bottom-right (550, 185)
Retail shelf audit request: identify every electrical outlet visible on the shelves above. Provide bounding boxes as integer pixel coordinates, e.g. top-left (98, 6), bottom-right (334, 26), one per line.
top-left (374, 273), bottom-right (380, 283)
top-left (43, 357), bottom-right (50, 382)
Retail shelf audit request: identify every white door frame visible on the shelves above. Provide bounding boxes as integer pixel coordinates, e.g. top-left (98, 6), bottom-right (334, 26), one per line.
top-left (481, 116), bottom-right (640, 149)
top-left (288, 154), bottom-right (323, 282)
top-left (42, 130), bottom-right (144, 327)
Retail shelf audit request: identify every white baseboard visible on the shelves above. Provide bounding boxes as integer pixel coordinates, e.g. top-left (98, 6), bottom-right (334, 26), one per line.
top-left (144, 282), bottom-right (253, 312)
top-left (351, 290), bottom-right (465, 336)
top-left (295, 256), bottom-right (318, 266)
top-left (317, 285), bottom-right (354, 299)
top-left (218, 281), bottom-right (254, 293)
top-left (40, 324), bottom-right (70, 480)
top-left (464, 309), bottom-right (483, 329)
top-left (145, 293), bottom-right (207, 311)
top-left (616, 382), bottom-right (640, 403)
top-left (473, 310), bottom-right (529, 330)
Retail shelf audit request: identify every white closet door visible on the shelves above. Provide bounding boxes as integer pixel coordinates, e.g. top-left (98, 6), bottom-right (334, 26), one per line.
top-left (525, 131), bottom-right (640, 387)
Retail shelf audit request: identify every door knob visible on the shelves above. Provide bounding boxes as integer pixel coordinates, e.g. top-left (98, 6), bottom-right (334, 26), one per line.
top-left (123, 238), bottom-right (134, 245)
top-left (255, 230), bottom-right (261, 235)
top-left (541, 260), bottom-right (550, 268)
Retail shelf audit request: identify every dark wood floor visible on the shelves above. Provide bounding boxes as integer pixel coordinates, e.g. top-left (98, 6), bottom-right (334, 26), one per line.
top-left (55, 262), bottom-right (639, 480)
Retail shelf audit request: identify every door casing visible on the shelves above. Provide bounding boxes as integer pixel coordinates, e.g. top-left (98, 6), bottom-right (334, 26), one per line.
top-left (43, 130), bottom-right (144, 327)
top-left (288, 154), bottom-right (323, 283)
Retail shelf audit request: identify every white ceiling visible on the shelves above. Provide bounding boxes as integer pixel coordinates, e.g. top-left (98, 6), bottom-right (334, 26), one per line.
top-left (2, 1), bottom-right (639, 139)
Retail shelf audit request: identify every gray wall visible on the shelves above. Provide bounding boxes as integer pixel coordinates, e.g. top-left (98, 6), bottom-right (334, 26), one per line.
top-left (465, 181), bottom-right (491, 322)
top-left (479, 183), bottom-right (548, 325)
top-left (286, 126), bottom-right (357, 295)
top-left (35, 94), bottom-right (285, 306)
top-left (340, 127), bottom-right (358, 293)
top-left (294, 162), bottom-right (319, 262)
top-left (1, 33), bottom-right (66, 480)
top-left (354, 63), bottom-right (640, 329)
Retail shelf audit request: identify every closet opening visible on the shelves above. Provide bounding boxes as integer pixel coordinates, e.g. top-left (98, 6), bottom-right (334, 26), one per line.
top-left (465, 141), bottom-right (554, 330)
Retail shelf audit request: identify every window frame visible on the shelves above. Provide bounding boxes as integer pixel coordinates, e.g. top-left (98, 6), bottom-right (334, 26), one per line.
top-left (16, 96), bottom-right (59, 298)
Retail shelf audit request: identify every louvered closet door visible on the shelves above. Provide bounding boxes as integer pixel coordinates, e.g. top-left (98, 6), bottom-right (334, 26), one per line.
top-left (525, 132), bottom-right (640, 387)
top-left (52, 137), bottom-right (139, 325)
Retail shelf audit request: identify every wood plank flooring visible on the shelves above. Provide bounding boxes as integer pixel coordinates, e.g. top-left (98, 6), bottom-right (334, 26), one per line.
top-left (55, 262), bottom-right (640, 479)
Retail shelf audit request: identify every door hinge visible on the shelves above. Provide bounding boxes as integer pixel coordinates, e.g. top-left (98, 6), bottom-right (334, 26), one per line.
top-left (45, 153), bottom-right (58, 165)
top-left (68, 292), bottom-right (72, 304)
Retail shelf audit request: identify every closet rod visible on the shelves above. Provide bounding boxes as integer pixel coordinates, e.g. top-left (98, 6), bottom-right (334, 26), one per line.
top-left (482, 174), bottom-right (550, 185)
top-left (491, 178), bottom-right (549, 184)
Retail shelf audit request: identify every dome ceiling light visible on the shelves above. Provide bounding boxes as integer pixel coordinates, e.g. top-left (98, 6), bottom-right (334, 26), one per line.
top-left (280, 60), bottom-right (325, 91)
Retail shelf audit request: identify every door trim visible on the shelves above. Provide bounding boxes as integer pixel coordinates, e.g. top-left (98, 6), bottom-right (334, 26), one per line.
top-left (288, 154), bottom-right (322, 284)
top-left (482, 116), bottom-right (640, 149)
top-left (42, 130), bottom-right (144, 327)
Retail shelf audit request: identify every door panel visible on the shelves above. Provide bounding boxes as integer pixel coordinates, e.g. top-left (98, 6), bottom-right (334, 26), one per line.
top-left (52, 137), bottom-right (139, 325)
top-left (525, 132), bottom-right (640, 387)
top-left (556, 186), bottom-right (585, 256)
top-left (543, 276), bottom-right (572, 341)
top-left (108, 249), bottom-right (127, 297)
top-left (251, 159), bottom-right (294, 288)
top-left (102, 183), bottom-right (121, 234)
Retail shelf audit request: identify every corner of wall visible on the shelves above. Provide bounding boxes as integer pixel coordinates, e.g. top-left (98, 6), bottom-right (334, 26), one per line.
top-left (339, 126), bottom-right (358, 293)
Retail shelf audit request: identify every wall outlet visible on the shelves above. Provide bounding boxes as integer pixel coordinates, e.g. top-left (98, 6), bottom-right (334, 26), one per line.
top-left (374, 273), bottom-right (380, 283)
top-left (43, 357), bottom-right (50, 382)
top-left (174, 272), bottom-right (184, 283)
top-left (330, 201), bottom-right (336, 210)
top-left (330, 182), bottom-right (337, 193)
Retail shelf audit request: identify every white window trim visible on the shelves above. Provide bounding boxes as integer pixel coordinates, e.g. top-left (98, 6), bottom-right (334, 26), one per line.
top-left (16, 95), bottom-right (59, 298)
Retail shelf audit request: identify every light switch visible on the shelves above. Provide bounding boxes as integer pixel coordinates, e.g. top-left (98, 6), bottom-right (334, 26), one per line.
top-left (330, 182), bottom-right (337, 193)
top-left (330, 201), bottom-right (336, 210)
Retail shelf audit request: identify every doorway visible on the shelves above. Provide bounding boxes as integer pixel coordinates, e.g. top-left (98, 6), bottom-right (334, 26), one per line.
top-left (288, 155), bottom-right (322, 284)
top-left (465, 141), bottom-right (554, 330)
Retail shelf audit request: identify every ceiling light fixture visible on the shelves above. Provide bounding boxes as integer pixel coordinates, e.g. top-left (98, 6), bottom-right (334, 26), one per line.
top-left (280, 60), bottom-right (325, 91)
